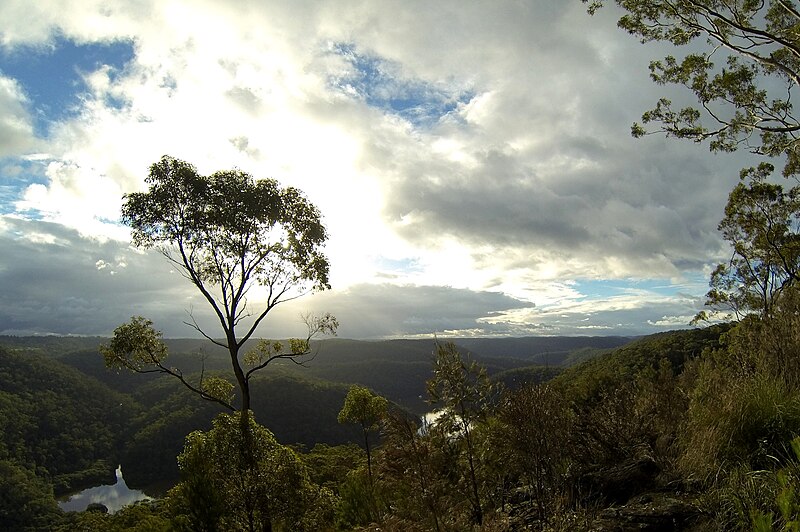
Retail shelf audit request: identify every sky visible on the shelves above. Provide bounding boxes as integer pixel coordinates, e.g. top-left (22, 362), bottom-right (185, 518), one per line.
top-left (0, 0), bottom-right (758, 339)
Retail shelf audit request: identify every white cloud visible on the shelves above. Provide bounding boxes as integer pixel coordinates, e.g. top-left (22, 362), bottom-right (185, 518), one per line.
top-left (0, 75), bottom-right (36, 156)
top-left (0, 0), bottom-right (751, 337)
top-left (15, 160), bottom-right (127, 240)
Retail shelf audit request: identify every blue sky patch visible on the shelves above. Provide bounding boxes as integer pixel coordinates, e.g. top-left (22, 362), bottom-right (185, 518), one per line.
top-left (375, 255), bottom-right (423, 276)
top-left (0, 35), bottom-right (135, 136)
top-left (573, 278), bottom-right (703, 300)
top-left (0, 158), bottom-right (48, 215)
top-left (329, 43), bottom-right (473, 128)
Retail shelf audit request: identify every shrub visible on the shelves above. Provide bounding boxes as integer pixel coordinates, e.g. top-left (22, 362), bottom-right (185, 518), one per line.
top-left (681, 366), bottom-right (800, 481)
top-left (168, 412), bottom-right (334, 531)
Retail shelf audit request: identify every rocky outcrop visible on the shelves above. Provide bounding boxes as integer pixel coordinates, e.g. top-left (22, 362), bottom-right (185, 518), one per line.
top-left (589, 493), bottom-right (706, 532)
top-left (579, 456), bottom-right (661, 505)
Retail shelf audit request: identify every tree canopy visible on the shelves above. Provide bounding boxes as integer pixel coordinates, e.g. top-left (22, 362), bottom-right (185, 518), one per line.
top-left (338, 385), bottom-right (388, 485)
top-left (122, 155), bottom-right (331, 342)
top-left (702, 163), bottom-right (800, 319)
top-left (586, 1), bottom-right (800, 320)
top-left (426, 342), bottom-right (497, 526)
top-left (169, 412), bottom-right (334, 532)
top-left (106, 156), bottom-right (337, 413)
top-left (587, 0), bottom-right (800, 177)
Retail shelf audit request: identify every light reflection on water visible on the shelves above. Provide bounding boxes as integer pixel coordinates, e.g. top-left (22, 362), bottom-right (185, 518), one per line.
top-left (58, 465), bottom-right (150, 513)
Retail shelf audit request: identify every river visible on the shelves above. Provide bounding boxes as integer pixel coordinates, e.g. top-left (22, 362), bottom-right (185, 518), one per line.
top-left (58, 465), bottom-right (151, 513)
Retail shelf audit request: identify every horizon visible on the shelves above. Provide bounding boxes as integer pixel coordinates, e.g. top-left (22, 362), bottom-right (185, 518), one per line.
top-left (0, 330), bottom-right (651, 342)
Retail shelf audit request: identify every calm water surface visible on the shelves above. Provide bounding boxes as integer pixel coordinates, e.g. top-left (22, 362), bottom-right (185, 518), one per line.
top-left (58, 466), bottom-right (150, 513)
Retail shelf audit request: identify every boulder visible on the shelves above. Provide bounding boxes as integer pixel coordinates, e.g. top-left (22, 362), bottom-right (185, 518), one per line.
top-left (591, 493), bottom-right (705, 532)
top-left (85, 502), bottom-right (109, 514)
top-left (580, 456), bottom-right (661, 504)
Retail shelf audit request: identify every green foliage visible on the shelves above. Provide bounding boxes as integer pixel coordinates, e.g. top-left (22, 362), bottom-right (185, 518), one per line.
top-left (490, 364), bottom-right (561, 391)
top-left (123, 156), bottom-right (330, 292)
top-left (338, 385), bottom-right (387, 476)
top-left (376, 409), bottom-right (451, 531)
top-left (55, 500), bottom-right (172, 532)
top-left (768, 468), bottom-right (800, 531)
top-left (169, 412), bottom-right (334, 531)
top-left (0, 459), bottom-right (62, 530)
top-left (553, 325), bottom-right (728, 405)
top-left (706, 437), bottom-right (800, 531)
top-left (242, 313), bottom-right (338, 371)
top-left (102, 317), bottom-right (236, 411)
top-left (426, 342), bottom-right (496, 430)
top-left (671, 291), bottom-right (800, 529)
top-left (338, 385), bottom-right (388, 431)
top-left (682, 359), bottom-right (800, 478)
top-left (20, 325), bottom-right (800, 529)
top-left (0, 346), bottom-right (133, 493)
top-left (495, 383), bottom-right (574, 521)
top-left (304, 357), bottom-right (433, 413)
top-left (200, 376), bottom-right (234, 406)
top-left (120, 381), bottom-right (218, 487)
top-left (569, 372), bottom-right (674, 498)
top-left (721, 286), bottom-right (800, 385)
top-left (701, 164), bottom-right (800, 320)
top-left (586, 0), bottom-right (800, 177)
top-left (425, 342), bottom-right (498, 526)
top-left (337, 385), bottom-right (388, 515)
top-left (582, 12), bottom-right (800, 510)
top-left (119, 371), bottom-right (362, 487)
top-left (100, 316), bottom-right (168, 372)
top-left (453, 336), bottom-right (631, 361)
top-left (243, 340), bottom-right (284, 366)
top-left (335, 468), bottom-right (378, 528)
top-left (298, 443), bottom-right (366, 492)
top-left (704, 466), bottom-right (780, 532)
top-left (118, 155), bottom-right (336, 414)
top-left (681, 308), bottom-right (800, 482)
top-left (249, 373), bottom-right (362, 447)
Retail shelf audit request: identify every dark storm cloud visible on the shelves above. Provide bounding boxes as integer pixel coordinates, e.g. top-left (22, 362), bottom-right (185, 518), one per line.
top-left (385, 148), bottom-right (591, 247)
top-left (379, 138), bottom-right (735, 278)
top-left (0, 217), bottom-right (195, 335)
top-left (0, 218), bottom-right (537, 339)
top-left (289, 283), bottom-right (533, 339)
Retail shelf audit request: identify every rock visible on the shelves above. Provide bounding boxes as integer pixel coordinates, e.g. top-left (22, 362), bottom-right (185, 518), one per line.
top-left (590, 493), bottom-right (704, 532)
top-left (85, 502), bottom-right (109, 514)
top-left (580, 456), bottom-right (661, 504)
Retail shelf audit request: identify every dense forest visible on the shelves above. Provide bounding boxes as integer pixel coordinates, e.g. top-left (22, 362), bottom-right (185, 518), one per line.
top-left (0, 334), bottom-right (632, 529)
top-left (4, 317), bottom-right (800, 530)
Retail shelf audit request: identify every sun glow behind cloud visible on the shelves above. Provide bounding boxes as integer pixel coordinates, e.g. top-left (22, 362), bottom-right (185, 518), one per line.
top-left (0, 0), bottom-right (742, 337)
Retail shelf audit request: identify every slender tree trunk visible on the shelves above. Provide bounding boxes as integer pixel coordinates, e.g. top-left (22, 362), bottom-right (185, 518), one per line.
top-left (406, 421), bottom-right (441, 532)
top-left (461, 405), bottom-right (483, 525)
top-left (233, 354), bottom-right (260, 532)
top-left (228, 335), bottom-right (251, 413)
top-left (363, 426), bottom-right (373, 486)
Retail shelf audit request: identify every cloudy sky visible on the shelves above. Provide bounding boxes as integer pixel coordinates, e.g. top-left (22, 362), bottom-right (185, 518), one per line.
top-left (0, 1), bottom-right (755, 339)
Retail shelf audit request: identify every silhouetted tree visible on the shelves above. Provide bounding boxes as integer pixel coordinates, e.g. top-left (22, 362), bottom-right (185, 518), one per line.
top-left (102, 156), bottom-right (337, 413)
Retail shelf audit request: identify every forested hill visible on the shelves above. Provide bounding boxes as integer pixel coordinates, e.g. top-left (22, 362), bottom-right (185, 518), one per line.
top-left (453, 335), bottom-right (632, 364)
top-left (10, 324), bottom-right (800, 530)
top-left (0, 334), bottom-right (633, 413)
top-left (0, 334), bottom-right (632, 360)
top-left (0, 346), bottom-right (134, 493)
top-left (0, 333), bottom-right (633, 488)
